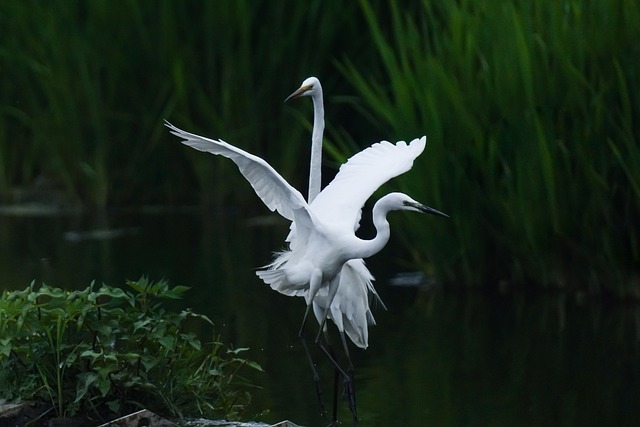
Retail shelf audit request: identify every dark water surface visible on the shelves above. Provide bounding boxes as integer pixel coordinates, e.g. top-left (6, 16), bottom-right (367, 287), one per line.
top-left (1, 208), bottom-right (639, 426)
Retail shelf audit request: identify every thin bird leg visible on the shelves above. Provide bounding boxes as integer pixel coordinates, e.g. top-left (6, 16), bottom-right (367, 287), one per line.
top-left (314, 276), bottom-right (341, 344)
top-left (329, 339), bottom-right (341, 427)
top-left (312, 276), bottom-right (358, 424)
top-left (340, 330), bottom-right (358, 426)
top-left (298, 270), bottom-right (328, 417)
top-left (316, 340), bottom-right (355, 416)
top-left (303, 270), bottom-right (324, 337)
top-left (298, 302), bottom-right (327, 417)
top-left (298, 302), bottom-right (313, 337)
top-left (300, 340), bottom-right (325, 416)
top-left (315, 329), bottom-right (340, 427)
top-left (315, 332), bottom-right (350, 378)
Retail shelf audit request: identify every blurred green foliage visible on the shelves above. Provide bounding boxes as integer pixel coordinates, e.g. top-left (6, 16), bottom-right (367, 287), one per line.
top-left (0, 0), bottom-right (369, 207)
top-left (0, 1), bottom-right (638, 294)
top-left (340, 0), bottom-right (640, 295)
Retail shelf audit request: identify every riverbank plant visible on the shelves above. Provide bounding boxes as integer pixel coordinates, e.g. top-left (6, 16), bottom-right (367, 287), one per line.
top-left (0, 278), bottom-right (262, 424)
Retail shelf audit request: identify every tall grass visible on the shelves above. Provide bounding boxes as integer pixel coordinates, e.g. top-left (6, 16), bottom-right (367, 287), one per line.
top-left (0, 0), bottom-right (370, 207)
top-left (339, 0), bottom-right (640, 295)
top-left (1, 1), bottom-right (638, 294)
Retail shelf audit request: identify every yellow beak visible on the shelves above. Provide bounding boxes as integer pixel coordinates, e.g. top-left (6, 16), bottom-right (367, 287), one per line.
top-left (284, 84), bottom-right (312, 102)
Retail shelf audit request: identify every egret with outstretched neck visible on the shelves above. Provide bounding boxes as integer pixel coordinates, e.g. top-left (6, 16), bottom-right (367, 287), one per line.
top-left (167, 111), bottom-right (447, 427)
top-left (285, 76), bottom-right (324, 202)
top-left (286, 77), bottom-right (387, 424)
top-left (166, 121), bottom-right (446, 313)
top-left (285, 77), bottom-right (384, 350)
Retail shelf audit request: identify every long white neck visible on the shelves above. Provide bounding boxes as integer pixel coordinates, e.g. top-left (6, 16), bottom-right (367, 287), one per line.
top-left (308, 88), bottom-right (324, 203)
top-left (355, 200), bottom-right (393, 259)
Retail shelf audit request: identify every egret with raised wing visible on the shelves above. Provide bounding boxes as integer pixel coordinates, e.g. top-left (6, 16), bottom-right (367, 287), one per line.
top-left (166, 115), bottom-right (447, 426)
top-left (286, 77), bottom-right (388, 423)
top-left (166, 120), bottom-right (445, 319)
top-left (285, 77), bottom-right (386, 351)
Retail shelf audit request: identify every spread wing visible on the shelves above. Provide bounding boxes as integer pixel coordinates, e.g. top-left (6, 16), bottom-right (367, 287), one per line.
top-left (166, 121), bottom-right (310, 223)
top-left (310, 136), bottom-right (426, 232)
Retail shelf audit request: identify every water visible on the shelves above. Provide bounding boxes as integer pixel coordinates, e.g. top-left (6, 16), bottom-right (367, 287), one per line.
top-left (1, 208), bottom-right (640, 426)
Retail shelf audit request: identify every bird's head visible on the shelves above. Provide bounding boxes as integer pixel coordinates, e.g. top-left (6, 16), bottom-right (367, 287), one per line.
top-left (285, 76), bottom-right (321, 102)
top-left (383, 192), bottom-right (449, 218)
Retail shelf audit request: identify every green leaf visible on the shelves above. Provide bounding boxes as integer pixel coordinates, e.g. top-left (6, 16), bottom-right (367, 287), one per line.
top-left (140, 355), bottom-right (159, 371)
top-left (0, 277), bottom-right (262, 418)
top-left (0, 338), bottom-right (12, 357)
top-left (75, 372), bottom-right (99, 403)
top-left (184, 334), bottom-right (201, 351)
top-left (159, 335), bottom-right (175, 349)
top-left (163, 285), bottom-right (191, 299)
top-left (227, 347), bottom-right (249, 355)
top-left (80, 349), bottom-right (102, 360)
top-left (244, 360), bottom-right (264, 372)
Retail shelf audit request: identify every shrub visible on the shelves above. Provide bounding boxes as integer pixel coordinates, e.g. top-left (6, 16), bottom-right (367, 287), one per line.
top-left (0, 278), bottom-right (262, 423)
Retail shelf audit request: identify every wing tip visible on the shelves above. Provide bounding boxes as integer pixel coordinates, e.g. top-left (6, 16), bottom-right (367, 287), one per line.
top-left (413, 135), bottom-right (427, 146)
top-left (409, 135), bottom-right (427, 155)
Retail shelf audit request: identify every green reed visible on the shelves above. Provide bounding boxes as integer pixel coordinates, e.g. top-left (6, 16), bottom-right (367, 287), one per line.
top-left (0, 1), bottom-right (370, 207)
top-left (1, 1), bottom-right (638, 294)
top-left (339, 0), bottom-right (640, 295)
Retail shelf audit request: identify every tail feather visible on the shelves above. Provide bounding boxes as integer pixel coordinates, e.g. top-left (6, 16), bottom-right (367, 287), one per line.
top-left (315, 258), bottom-right (387, 349)
top-left (261, 247), bottom-right (294, 270)
top-left (256, 268), bottom-right (305, 297)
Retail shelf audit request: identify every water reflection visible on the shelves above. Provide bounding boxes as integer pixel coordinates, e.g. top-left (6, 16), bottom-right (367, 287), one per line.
top-left (1, 210), bottom-right (639, 426)
top-left (359, 291), bottom-right (640, 426)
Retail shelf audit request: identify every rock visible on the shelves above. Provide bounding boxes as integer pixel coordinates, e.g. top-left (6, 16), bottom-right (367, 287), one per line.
top-left (96, 409), bottom-right (177, 427)
top-left (0, 402), bottom-right (28, 418)
top-left (269, 422), bottom-right (305, 427)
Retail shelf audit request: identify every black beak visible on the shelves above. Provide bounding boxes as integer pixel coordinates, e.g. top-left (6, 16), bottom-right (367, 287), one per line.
top-left (421, 204), bottom-right (449, 218)
top-left (406, 201), bottom-right (449, 218)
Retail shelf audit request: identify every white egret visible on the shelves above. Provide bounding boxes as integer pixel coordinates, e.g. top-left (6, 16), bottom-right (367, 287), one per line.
top-left (284, 76), bottom-right (324, 202)
top-left (166, 121), bottom-right (446, 311)
top-left (286, 77), bottom-right (385, 423)
top-left (285, 77), bottom-right (385, 353)
top-left (166, 115), bottom-right (447, 427)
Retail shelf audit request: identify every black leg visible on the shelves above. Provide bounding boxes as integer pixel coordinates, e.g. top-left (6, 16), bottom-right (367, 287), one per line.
top-left (316, 332), bottom-right (359, 426)
top-left (298, 302), bottom-right (329, 418)
top-left (332, 359), bottom-right (340, 425)
top-left (299, 332), bottom-right (326, 417)
top-left (321, 334), bottom-right (340, 427)
top-left (321, 333), bottom-right (342, 427)
top-left (340, 331), bottom-right (358, 426)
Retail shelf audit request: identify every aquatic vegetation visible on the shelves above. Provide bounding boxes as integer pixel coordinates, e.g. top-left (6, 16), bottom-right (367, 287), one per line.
top-left (0, 1), bottom-right (638, 294)
top-left (0, 1), bottom-right (368, 208)
top-left (0, 278), bottom-right (262, 423)
top-left (339, 0), bottom-right (640, 295)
